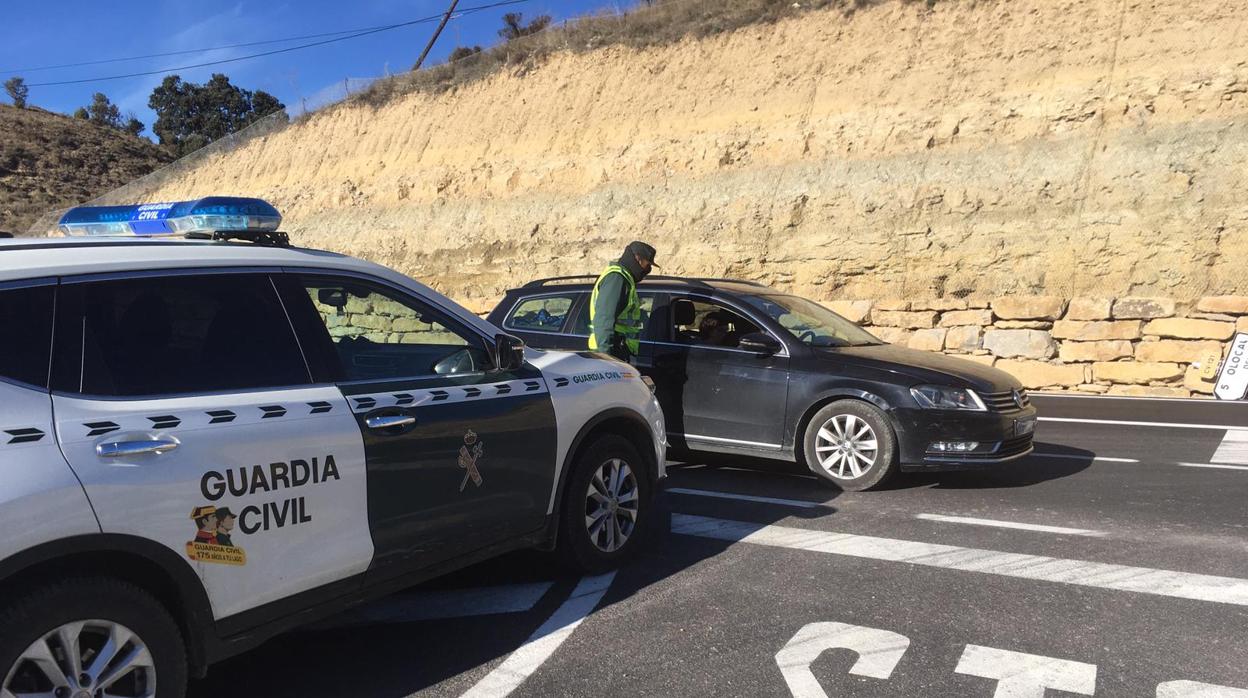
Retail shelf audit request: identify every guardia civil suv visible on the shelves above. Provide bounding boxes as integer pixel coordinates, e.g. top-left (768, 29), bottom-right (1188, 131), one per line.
top-left (0, 198), bottom-right (665, 698)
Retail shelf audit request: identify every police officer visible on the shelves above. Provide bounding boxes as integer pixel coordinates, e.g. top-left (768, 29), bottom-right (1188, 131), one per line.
top-left (589, 241), bottom-right (658, 362)
top-left (215, 507), bottom-right (238, 547)
top-left (190, 506), bottom-right (219, 545)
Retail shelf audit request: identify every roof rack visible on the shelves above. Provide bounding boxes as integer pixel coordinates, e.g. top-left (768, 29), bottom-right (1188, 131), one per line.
top-left (184, 230), bottom-right (291, 247)
top-left (521, 275), bottom-right (770, 289)
top-left (521, 275), bottom-right (600, 288)
top-left (688, 277), bottom-right (769, 287)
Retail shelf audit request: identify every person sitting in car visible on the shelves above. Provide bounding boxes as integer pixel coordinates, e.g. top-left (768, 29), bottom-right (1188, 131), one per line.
top-left (698, 311), bottom-right (735, 346)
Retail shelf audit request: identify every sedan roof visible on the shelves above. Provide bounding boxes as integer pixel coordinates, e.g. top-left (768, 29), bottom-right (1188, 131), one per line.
top-left (513, 275), bottom-right (776, 296)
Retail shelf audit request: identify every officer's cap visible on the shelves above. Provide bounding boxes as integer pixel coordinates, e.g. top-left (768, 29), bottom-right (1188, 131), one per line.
top-left (626, 241), bottom-right (659, 268)
top-left (190, 505), bottom-right (217, 520)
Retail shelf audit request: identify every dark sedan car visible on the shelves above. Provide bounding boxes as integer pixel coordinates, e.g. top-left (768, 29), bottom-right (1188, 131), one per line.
top-left (488, 276), bottom-right (1037, 490)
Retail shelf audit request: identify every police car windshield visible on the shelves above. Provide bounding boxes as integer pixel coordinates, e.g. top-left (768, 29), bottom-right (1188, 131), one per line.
top-left (741, 294), bottom-right (882, 347)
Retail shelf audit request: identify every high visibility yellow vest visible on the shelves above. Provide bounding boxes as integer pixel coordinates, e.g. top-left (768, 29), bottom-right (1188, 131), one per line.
top-left (588, 263), bottom-right (642, 355)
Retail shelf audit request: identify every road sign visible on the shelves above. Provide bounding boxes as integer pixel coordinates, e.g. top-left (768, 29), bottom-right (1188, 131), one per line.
top-left (1214, 333), bottom-right (1248, 401)
top-left (1197, 348), bottom-right (1223, 381)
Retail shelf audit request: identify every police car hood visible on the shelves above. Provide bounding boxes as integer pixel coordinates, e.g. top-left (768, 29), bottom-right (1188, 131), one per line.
top-left (523, 347), bottom-right (637, 378)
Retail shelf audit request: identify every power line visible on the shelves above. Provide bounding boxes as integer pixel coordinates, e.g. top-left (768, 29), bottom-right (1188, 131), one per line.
top-left (24, 0), bottom-right (530, 88)
top-left (1, 27), bottom-right (389, 75)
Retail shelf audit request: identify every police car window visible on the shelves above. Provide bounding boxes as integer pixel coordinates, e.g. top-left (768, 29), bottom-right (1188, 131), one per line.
top-left (672, 298), bottom-right (760, 349)
top-left (506, 296), bottom-right (574, 332)
top-left (0, 284), bottom-right (54, 388)
top-left (70, 275), bottom-right (309, 396)
top-left (300, 280), bottom-right (490, 381)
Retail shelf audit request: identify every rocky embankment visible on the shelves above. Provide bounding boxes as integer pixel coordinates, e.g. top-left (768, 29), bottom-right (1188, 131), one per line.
top-left (87, 0), bottom-right (1248, 395)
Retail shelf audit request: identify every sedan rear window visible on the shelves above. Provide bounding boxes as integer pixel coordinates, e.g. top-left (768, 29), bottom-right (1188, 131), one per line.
top-left (506, 295), bottom-right (576, 333)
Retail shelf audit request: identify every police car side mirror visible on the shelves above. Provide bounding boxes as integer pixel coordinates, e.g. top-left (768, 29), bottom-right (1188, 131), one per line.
top-left (739, 332), bottom-right (781, 355)
top-left (493, 333), bottom-right (526, 372)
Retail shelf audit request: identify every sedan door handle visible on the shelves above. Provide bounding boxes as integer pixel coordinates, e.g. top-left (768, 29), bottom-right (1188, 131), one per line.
top-left (366, 414), bottom-right (416, 430)
top-left (97, 438), bottom-right (179, 458)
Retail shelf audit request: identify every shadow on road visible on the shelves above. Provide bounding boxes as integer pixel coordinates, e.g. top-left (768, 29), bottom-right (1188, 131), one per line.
top-left (670, 442), bottom-right (1098, 492)
top-left (187, 446), bottom-right (1099, 695)
top-left (885, 441), bottom-right (1097, 490)
top-left (188, 471), bottom-right (833, 697)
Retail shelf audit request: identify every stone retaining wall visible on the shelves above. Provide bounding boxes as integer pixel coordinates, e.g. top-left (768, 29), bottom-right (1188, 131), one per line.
top-left (315, 294), bottom-right (465, 346)
top-left (827, 296), bottom-right (1248, 398)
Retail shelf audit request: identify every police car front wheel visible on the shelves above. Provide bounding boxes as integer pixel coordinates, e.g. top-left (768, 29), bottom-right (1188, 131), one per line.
top-left (0, 578), bottom-right (187, 698)
top-left (559, 433), bottom-right (653, 573)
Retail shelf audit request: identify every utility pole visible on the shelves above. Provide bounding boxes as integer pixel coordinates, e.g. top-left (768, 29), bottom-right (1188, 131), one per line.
top-left (413, 0), bottom-right (462, 71)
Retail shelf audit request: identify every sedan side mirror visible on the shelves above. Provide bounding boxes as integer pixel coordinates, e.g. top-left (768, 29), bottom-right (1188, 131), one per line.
top-left (739, 332), bottom-right (781, 355)
top-left (493, 333), bottom-right (527, 371)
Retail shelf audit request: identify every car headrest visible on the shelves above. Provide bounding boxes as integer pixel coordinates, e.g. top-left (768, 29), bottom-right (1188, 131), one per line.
top-left (672, 299), bottom-right (696, 325)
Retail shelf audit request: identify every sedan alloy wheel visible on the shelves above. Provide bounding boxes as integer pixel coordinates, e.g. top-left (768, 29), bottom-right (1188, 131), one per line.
top-left (815, 413), bottom-right (879, 480)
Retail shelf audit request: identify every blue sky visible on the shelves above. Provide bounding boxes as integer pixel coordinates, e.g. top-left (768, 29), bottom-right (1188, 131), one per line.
top-left (2, 0), bottom-right (626, 138)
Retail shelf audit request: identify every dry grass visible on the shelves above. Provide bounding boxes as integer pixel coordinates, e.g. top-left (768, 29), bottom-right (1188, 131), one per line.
top-left (0, 105), bottom-right (173, 235)
top-left (351, 0), bottom-right (926, 107)
top-left (25, 0), bottom-right (929, 218)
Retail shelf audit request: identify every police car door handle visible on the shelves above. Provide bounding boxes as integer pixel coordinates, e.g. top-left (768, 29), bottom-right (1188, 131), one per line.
top-left (365, 414), bottom-right (416, 430)
top-left (96, 437), bottom-right (180, 458)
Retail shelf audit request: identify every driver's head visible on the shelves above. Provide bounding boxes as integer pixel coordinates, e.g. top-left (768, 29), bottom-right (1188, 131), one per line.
top-left (700, 311), bottom-right (732, 343)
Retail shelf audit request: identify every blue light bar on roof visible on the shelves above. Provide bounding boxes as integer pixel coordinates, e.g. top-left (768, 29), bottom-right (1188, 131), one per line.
top-left (58, 197), bottom-right (281, 237)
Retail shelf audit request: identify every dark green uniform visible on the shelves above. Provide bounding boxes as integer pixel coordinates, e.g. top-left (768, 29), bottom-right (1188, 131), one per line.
top-left (589, 263), bottom-right (642, 360)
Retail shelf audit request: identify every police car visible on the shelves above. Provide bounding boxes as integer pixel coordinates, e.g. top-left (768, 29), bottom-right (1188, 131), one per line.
top-left (0, 198), bottom-right (666, 698)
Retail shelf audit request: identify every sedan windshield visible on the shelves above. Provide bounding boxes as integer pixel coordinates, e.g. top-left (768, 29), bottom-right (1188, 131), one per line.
top-left (740, 294), bottom-right (882, 347)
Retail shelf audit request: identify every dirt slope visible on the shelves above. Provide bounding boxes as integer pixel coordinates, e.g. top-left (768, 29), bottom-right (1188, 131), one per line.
top-left (94, 0), bottom-right (1248, 311)
top-left (0, 105), bottom-right (172, 235)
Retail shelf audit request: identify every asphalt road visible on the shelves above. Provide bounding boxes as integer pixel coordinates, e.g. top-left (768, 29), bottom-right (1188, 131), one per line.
top-left (189, 395), bottom-right (1248, 697)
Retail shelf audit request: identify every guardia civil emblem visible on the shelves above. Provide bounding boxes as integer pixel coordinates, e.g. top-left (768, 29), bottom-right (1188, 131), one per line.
top-left (459, 429), bottom-right (484, 492)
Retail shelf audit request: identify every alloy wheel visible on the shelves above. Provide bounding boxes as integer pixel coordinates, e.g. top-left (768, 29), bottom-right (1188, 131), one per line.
top-left (3, 620), bottom-right (155, 698)
top-left (815, 413), bottom-right (879, 480)
top-left (584, 457), bottom-right (639, 553)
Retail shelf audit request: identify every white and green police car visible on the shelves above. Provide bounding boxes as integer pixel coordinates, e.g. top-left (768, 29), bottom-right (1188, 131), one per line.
top-left (0, 198), bottom-right (666, 698)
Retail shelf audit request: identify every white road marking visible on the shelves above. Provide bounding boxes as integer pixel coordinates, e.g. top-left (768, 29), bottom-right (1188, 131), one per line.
top-left (1031, 452), bottom-right (1139, 463)
top-left (955, 645), bottom-right (1096, 697)
top-left (672, 514), bottom-right (1248, 606)
top-left (458, 573), bottom-right (615, 698)
top-left (1033, 392), bottom-right (1221, 403)
top-left (1039, 417), bottom-right (1248, 431)
top-left (718, 465), bottom-right (817, 480)
top-left (916, 513), bottom-right (1107, 537)
top-left (776, 622), bottom-right (909, 697)
top-left (1157, 680), bottom-right (1248, 697)
top-left (1211, 430), bottom-right (1248, 465)
top-left (667, 487), bottom-right (824, 508)
top-left (1177, 462), bottom-right (1248, 472)
top-left (314, 582), bottom-right (553, 629)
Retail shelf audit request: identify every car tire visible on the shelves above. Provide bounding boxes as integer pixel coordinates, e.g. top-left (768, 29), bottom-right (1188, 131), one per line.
top-left (558, 433), bottom-right (653, 574)
top-left (0, 577), bottom-right (187, 698)
top-left (802, 399), bottom-right (899, 491)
